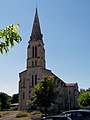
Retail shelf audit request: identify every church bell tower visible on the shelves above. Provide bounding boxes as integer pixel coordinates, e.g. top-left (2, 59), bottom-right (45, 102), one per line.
top-left (26, 8), bottom-right (46, 101)
top-left (27, 8), bottom-right (46, 70)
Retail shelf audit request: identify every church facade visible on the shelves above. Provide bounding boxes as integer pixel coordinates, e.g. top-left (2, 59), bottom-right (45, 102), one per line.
top-left (19, 8), bottom-right (78, 111)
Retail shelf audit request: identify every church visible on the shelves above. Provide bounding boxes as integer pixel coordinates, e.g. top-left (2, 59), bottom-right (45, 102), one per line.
top-left (19, 8), bottom-right (78, 111)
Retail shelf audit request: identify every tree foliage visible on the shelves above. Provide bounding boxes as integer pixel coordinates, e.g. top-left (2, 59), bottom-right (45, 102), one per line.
top-left (0, 92), bottom-right (11, 110)
top-left (0, 24), bottom-right (22, 53)
top-left (29, 76), bottom-right (58, 115)
top-left (78, 90), bottom-right (90, 108)
top-left (11, 93), bottom-right (18, 104)
top-left (80, 88), bottom-right (90, 93)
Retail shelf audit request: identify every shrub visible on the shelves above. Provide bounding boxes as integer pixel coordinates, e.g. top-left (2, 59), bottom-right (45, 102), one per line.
top-left (30, 111), bottom-right (42, 116)
top-left (16, 111), bottom-right (29, 118)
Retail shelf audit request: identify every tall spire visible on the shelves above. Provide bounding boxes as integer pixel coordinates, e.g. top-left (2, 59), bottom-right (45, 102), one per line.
top-left (30, 8), bottom-right (43, 41)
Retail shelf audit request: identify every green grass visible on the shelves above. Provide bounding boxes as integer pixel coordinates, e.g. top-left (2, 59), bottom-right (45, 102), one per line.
top-left (0, 111), bottom-right (10, 117)
top-left (0, 110), bottom-right (43, 120)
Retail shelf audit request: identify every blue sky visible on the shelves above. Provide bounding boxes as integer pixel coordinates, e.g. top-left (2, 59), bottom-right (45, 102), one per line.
top-left (0, 0), bottom-right (90, 96)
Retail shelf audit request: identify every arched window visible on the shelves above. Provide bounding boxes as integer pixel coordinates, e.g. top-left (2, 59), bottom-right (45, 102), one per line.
top-left (32, 75), bottom-right (34, 87)
top-left (35, 46), bottom-right (37, 57)
top-left (35, 74), bottom-right (37, 85)
top-left (32, 46), bottom-right (34, 57)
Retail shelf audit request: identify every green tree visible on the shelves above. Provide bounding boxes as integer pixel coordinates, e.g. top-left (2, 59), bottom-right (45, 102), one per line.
top-left (78, 91), bottom-right (90, 108)
top-left (80, 88), bottom-right (85, 93)
top-left (0, 92), bottom-right (11, 110)
top-left (11, 93), bottom-right (18, 104)
top-left (0, 24), bottom-right (22, 53)
top-left (0, 99), bottom-right (2, 110)
top-left (29, 76), bottom-right (58, 115)
top-left (86, 88), bottom-right (90, 92)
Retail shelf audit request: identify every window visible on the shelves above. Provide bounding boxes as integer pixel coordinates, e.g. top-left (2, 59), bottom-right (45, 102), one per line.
top-left (32, 46), bottom-right (34, 57)
top-left (23, 79), bottom-right (25, 87)
top-left (23, 92), bottom-right (25, 99)
top-left (35, 46), bottom-right (37, 57)
top-left (32, 75), bottom-right (34, 87)
top-left (35, 60), bottom-right (37, 66)
top-left (32, 61), bottom-right (34, 67)
top-left (35, 74), bottom-right (37, 85)
top-left (76, 112), bottom-right (82, 117)
top-left (81, 111), bottom-right (90, 117)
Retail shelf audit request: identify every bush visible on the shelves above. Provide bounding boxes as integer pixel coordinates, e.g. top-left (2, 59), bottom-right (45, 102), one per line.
top-left (30, 111), bottom-right (43, 116)
top-left (16, 111), bottom-right (29, 118)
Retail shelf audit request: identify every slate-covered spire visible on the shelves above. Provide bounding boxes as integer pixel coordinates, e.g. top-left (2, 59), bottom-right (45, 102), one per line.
top-left (30, 8), bottom-right (43, 41)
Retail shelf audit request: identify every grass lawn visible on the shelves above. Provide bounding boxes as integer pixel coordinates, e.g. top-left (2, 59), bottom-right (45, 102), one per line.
top-left (0, 110), bottom-right (43, 120)
top-left (0, 111), bottom-right (10, 117)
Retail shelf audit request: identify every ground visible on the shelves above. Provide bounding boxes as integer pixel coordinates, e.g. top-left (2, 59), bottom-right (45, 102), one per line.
top-left (0, 110), bottom-right (43, 120)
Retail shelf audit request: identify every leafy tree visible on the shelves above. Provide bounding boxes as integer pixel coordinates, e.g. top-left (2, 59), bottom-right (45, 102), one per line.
top-left (78, 91), bottom-right (90, 108)
top-left (80, 88), bottom-right (85, 93)
top-left (86, 88), bottom-right (90, 92)
top-left (0, 24), bottom-right (22, 53)
top-left (0, 92), bottom-right (11, 110)
top-left (11, 93), bottom-right (18, 104)
top-left (0, 100), bottom-right (2, 110)
top-left (29, 76), bottom-right (58, 115)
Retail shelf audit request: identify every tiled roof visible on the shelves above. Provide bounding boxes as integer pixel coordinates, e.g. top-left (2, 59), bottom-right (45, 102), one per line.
top-left (65, 83), bottom-right (76, 87)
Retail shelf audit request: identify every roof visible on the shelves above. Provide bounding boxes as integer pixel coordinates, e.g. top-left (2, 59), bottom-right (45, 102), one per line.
top-left (65, 83), bottom-right (77, 87)
top-left (10, 103), bottom-right (18, 106)
top-left (62, 109), bottom-right (90, 113)
top-left (30, 8), bottom-right (43, 41)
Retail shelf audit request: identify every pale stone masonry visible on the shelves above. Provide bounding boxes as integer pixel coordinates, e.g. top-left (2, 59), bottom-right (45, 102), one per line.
top-left (19, 8), bottom-right (78, 111)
